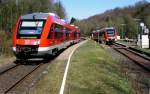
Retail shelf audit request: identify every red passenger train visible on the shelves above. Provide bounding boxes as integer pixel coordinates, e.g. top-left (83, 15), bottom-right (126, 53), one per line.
top-left (12, 13), bottom-right (80, 60)
top-left (92, 27), bottom-right (117, 44)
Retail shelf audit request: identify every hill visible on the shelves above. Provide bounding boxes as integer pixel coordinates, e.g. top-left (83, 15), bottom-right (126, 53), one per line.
top-left (75, 0), bottom-right (150, 38)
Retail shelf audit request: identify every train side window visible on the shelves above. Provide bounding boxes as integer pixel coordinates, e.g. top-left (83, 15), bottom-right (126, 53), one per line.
top-left (47, 24), bottom-right (54, 39)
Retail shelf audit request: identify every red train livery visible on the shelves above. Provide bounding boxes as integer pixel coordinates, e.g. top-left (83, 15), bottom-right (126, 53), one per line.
top-left (92, 27), bottom-right (117, 44)
top-left (12, 13), bottom-right (80, 60)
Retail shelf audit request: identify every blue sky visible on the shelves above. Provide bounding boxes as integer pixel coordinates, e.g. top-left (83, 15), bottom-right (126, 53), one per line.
top-left (59, 0), bottom-right (150, 20)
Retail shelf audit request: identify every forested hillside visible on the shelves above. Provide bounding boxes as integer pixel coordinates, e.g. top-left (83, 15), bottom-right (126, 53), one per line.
top-left (75, 0), bottom-right (150, 38)
top-left (0, 0), bottom-right (66, 32)
top-left (0, 0), bottom-right (66, 55)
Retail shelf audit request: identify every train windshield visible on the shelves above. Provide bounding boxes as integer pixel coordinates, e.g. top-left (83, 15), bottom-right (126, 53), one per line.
top-left (17, 20), bottom-right (45, 39)
top-left (107, 29), bottom-right (115, 36)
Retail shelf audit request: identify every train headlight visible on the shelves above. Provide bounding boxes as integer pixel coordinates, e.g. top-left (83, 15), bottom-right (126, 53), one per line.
top-left (13, 47), bottom-right (16, 51)
top-left (37, 40), bottom-right (40, 44)
top-left (34, 40), bottom-right (40, 45)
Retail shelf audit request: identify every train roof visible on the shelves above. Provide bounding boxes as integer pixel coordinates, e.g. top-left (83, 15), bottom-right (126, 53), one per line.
top-left (21, 12), bottom-right (60, 20)
top-left (92, 27), bottom-right (116, 33)
top-left (21, 12), bottom-right (66, 25)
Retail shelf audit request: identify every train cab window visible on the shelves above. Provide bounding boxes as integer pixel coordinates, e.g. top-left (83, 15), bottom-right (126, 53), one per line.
top-left (47, 24), bottom-right (54, 39)
top-left (17, 20), bottom-right (45, 39)
top-left (107, 29), bottom-right (115, 36)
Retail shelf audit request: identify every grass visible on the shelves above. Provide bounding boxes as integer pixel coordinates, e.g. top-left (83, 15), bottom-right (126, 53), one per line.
top-left (31, 58), bottom-right (66, 94)
top-left (143, 48), bottom-right (150, 53)
top-left (31, 40), bottom-right (134, 94)
top-left (135, 47), bottom-right (150, 54)
top-left (64, 40), bottom-right (134, 94)
top-left (117, 40), bottom-right (136, 47)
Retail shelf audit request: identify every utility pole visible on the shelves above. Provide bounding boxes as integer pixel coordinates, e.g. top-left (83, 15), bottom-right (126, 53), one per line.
top-left (16, 0), bottom-right (18, 11)
top-left (16, 0), bottom-right (18, 8)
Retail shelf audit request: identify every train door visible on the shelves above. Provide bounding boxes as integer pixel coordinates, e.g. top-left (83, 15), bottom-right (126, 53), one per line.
top-left (54, 24), bottom-right (63, 45)
top-left (47, 24), bottom-right (55, 46)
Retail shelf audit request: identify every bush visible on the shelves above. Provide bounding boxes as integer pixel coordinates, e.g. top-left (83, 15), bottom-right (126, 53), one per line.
top-left (0, 31), bottom-right (13, 56)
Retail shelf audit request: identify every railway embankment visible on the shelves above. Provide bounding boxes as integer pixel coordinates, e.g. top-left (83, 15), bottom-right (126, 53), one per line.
top-left (116, 41), bottom-right (150, 58)
top-left (1, 40), bottom-right (149, 94)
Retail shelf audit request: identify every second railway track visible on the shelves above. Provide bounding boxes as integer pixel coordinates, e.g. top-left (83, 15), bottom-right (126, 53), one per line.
top-left (112, 43), bottom-right (150, 71)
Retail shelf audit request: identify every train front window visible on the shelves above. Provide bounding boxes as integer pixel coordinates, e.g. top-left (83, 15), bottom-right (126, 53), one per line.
top-left (17, 20), bottom-right (45, 39)
top-left (107, 29), bottom-right (115, 36)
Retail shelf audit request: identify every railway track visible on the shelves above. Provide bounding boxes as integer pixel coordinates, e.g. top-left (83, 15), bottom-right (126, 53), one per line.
top-left (0, 61), bottom-right (44, 94)
top-left (0, 64), bottom-right (20, 75)
top-left (112, 43), bottom-right (150, 71)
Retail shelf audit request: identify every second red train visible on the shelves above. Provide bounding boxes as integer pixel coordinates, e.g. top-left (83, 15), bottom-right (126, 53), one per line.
top-left (92, 27), bottom-right (118, 44)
